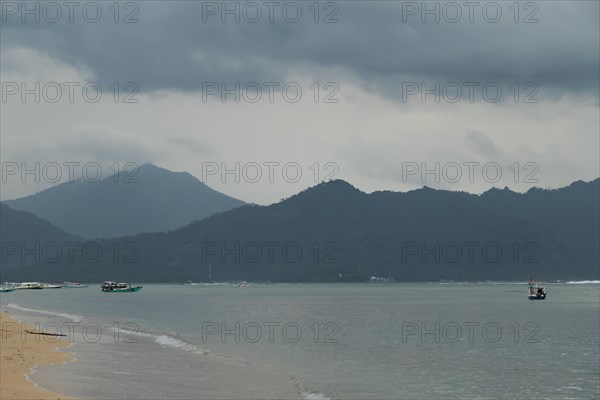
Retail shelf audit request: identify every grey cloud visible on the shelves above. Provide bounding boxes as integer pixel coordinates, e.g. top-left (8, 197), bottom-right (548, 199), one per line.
top-left (1, 1), bottom-right (598, 101)
top-left (466, 131), bottom-right (499, 157)
top-left (168, 136), bottom-right (215, 155)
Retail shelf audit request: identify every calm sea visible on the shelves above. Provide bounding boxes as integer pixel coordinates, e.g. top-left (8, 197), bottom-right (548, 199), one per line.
top-left (2, 282), bottom-right (599, 399)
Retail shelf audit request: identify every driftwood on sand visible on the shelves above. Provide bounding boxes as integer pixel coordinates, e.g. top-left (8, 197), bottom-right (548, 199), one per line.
top-left (25, 330), bottom-right (67, 337)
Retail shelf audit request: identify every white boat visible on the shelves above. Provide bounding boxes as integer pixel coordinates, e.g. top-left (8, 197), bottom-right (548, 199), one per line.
top-left (11, 282), bottom-right (44, 290)
top-left (369, 276), bottom-right (394, 283)
top-left (42, 283), bottom-right (64, 289)
top-left (63, 282), bottom-right (90, 288)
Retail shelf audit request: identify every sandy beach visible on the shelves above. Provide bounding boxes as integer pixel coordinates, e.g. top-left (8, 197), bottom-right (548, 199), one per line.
top-left (1, 312), bottom-right (73, 400)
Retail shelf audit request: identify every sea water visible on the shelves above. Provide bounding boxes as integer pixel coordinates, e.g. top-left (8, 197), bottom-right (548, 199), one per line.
top-left (2, 282), bottom-right (598, 399)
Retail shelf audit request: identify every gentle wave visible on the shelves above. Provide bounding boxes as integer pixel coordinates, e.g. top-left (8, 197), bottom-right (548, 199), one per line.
top-left (185, 282), bottom-right (231, 286)
top-left (302, 392), bottom-right (331, 400)
top-left (438, 281), bottom-right (529, 285)
top-left (154, 335), bottom-right (211, 355)
top-left (566, 280), bottom-right (600, 284)
top-left (109, 326), bottom-right (211, 356)
top-left (5, 303), bottom-right (83, 322)
top-left (292, 376), bottom-right (331, 400)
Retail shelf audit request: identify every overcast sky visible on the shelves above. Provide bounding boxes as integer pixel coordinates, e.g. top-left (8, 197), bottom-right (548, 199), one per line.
top-left (1, 0), bottom-right (598, 205)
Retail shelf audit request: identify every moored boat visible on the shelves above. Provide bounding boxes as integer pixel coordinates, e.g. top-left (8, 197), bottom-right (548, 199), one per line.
top-left (42, 283), bottom-right (64, 289)
top-left (528, 277), bottom-right (547, 300)
top-left (63, 282), bottom-right (90, 288)
top-left (101, 281), bottom-right (143, 293)
top-left (12, 282), bottom-right (44, 290)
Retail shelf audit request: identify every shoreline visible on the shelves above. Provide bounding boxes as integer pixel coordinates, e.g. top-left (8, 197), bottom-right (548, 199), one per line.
top-left (1, 301), bottom-right (309, 400)
top-left (1, 312), bottom-right (74, 400)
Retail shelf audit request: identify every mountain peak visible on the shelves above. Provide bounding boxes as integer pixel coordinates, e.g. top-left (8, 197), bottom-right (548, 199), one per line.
top-left (299, 179), bottom-right (362, 197)
top-left (137, 163), bottom-right (188, 177)
top-left (278, 179), bottom-right (364, 208)
top-left (6, 164), bottom-right (246, 238)
top-left (138, 163), bottom-right (174, 173)
top-left (317, 179), bottom-right (360, 191)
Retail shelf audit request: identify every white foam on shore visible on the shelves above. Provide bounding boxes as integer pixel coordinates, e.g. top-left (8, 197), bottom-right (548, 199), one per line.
top-left (25, 364), bottom-right (41, 387)
top-left (154, 335), bottom-right (211, 355)
top-left (109, 326), bottom-right (211, 356)
top-left (24, 344), bottom-right (76, 396)
top-left (566, 280), bottom-right (600, 284)
top-left (5, 303), bottom-right (83, 322)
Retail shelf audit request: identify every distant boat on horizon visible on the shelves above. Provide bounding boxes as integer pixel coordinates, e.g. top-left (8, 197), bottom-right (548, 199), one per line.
top-left (63, 282), bottom-right (90, 288)
top-left (369, 276), bottom-right (394, 283)
top-left (528, 277), bottom-right (547, 300)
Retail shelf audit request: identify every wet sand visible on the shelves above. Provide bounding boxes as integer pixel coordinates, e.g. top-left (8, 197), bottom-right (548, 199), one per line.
top-left (1, 312), bottom-right (73, 400)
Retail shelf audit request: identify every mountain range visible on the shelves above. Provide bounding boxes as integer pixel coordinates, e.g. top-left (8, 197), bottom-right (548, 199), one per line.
top-left (0, 203), bottom-right (83, 269)
top-left (3, 177), bottom-right (598, 282)
top-left (4, 164), bottom-right (246, 239)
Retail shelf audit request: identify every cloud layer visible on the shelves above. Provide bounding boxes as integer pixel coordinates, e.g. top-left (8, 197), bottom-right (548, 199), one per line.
top-left (1, 1), bottom-right (598, 204)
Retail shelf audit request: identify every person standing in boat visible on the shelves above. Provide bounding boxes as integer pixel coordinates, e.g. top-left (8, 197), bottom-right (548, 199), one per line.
top-left (529, 278), bottom-right (536, 295)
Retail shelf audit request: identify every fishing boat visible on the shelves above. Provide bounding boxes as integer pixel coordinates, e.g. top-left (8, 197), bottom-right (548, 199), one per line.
top-left (42, 283), bottom-right (64, 289)
top-left (369, 276), bottom-right (394, 283)
top-left (63, 282), bottom-right (90, 288)
top-left (101, 281), bottom-right (143, 293)
top-left (12, 282), bottom-right (44, 290)
top-left (528, 277), bottom-right (547, 300)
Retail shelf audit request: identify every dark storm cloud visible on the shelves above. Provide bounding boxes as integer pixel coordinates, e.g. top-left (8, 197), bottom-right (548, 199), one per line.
top-left (1, 1), bottom-right (598, 101)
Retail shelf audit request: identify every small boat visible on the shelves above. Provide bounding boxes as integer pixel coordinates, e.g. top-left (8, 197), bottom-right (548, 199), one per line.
top-left (42, 283), bottom-right (64, 289)
top-left (63, 282), bottom-right (90, 288)
top-left (14, 282), bottom-right (44, 290)
top-left (0, 288), bottom-right (15, 293)
top-left (101, 281), bottom-right (143, 293)
top-left (528, 277), bottom-right (547, 300)
top-left (369, 276), bottom-right (395, 283)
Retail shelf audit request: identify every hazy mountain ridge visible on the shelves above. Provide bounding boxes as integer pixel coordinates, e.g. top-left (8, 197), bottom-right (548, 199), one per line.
top-left (5, 178), bottom-right (598, 282)
top-left (5, 164), bottom-right (246, 239)
top-left (0, 203), bottom-right (83, 270)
